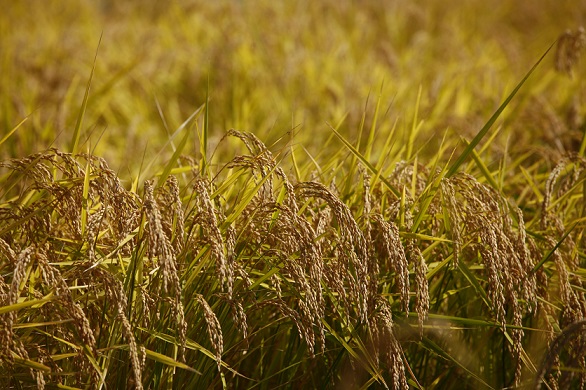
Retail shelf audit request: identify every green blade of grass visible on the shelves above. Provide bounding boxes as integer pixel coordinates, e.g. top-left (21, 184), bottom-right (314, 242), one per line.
top-left (374, 117), bottom-right (398, 175)
top-left (32, 328), bottom-right (81, 351)
top-left (400, 232), bottom-right (452, 242)
top-left (87, 58), bottom-right (140, 107)
top-left (321, 318), bottom-right (388, 388)
top-left (447, 41), bottom-right (556, 177)
top-left (519, 165), bottom-right (544, 201)
top-left (290, 144), bottom-right (302, 183)
top-left (407, 85), bottom-right (423, 161)
top-left (411, 131), bottom-right (452, 232)
top-left (457, 260), bottom-right (491, 309)
top-left (248, 261), bottom-right (285, 290)
top-left (201, 74), bottom-right (210, 177)
top-left (460, 137), bottom-right (500, 190)
top-left (502, 329), bottom-right (538, 375)
top-left (426, 253), bottom-right (453, 280)
top-left (364, 84), bottom-right (383, 161)
top-left (0, 295), bottom-right (55, 315)
top-left (420, 337), bottom-right (495, 389)
top-left (416, 313), bottom-right (538, 332)
top-left (108, 342), bottom-right (201, 374)
top-left (329, 123), bottom-right (400, 198)
top-left (354, 94), bottom-right (369, 157)
top-left (222, 163), bottom-right (277, 228)
top-left (11, 353), bottom-right (52, 373)
top-left (157, 126), bottom-right (189, 187)
top-left (139, 328), bottom-right (254, 379)
top-left (531, 222), bottom-right (577, 274)
top-left (12, 319), bottom-right (73, 329)
top-left (143, 347), bottom-right (200, 373)
top-left (139, 105), bottom-right (203, 185)
top-left (247, 359), bottom-right (302, 389)
top-left (72, 32), bottom-right (102, 155)
top-left (82, 343), bottom-right (106, 386)
top-left (210, 167), bottom-right (249, 199)
top-left (0, 115), bottom-right (28, 147)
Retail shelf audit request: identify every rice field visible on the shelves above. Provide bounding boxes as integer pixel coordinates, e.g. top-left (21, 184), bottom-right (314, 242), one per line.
top-left (1, 1), bottom-right (586, 389)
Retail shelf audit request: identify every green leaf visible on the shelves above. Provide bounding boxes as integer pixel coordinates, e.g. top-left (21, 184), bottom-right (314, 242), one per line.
top-left (532, 222), bottom-right (577, 274)
top-left (457, 260), bottom-right (491, 309)
top-left (0, 115), bottom-right (28, 147)
top-left (72, 32), bottom-right (102, 155)
top-left (143, 348), bottom-right (200, 373)
top-left (322, 319), bottom-right (388, 388)
top-left (157, 125), bottom-right (189, 187)
top-left (447, 41), bottom-right (556, 177)
top-left (0, 295), bottom-right (55, 315)
top-left (12, 353), bottom-right (52, 372)
top-left (222, 163), bottom-right (277, 228)
top-left (420, 337), bottom-right (495, 389)
top-left (330, 123), bottom-right (400, 198)
top-left (201, 74), bottom-right (210, 177)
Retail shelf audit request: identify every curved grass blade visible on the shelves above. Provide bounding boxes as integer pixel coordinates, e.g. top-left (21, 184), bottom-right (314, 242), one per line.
top-left (420, 337), bottom-right (494, 389)
top-left (221, 163), bottom-right (277, 228)
top-left (143, 348), bottom-right (200, 373)
top-left (329, 123), bottom-right (400, 198)
top-left (457, 260), bottom-right (491, 309)
top-left (533, 320), bottom-right (586, 389)
top-left (531, 222), bottom-right (577, 274)
top-left (11, 353), bottom-right (52, 372)
top-left (447, 41), bottom-right (557, 177)
top-left (72, 32), bottom-right (102, 155)
top-left (139, 327), bottom-right (253, 378)
top-left (321, 318), bottom-right (388, 388)
top-left (157, 126), bottom-right (189, 188)
top-left (0, 115), bottom-right (28, 147)
top-left (0, 295), bottom-right (55, 315)
top-left (201, 74), bottom-right (210, 177)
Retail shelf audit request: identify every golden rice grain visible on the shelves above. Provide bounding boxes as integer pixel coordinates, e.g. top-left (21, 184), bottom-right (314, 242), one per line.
top-left (195, 294), bottom-right (224, 370)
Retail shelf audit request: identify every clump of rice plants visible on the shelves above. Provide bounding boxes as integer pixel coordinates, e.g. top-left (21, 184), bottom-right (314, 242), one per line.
top-left (2, 119), bottom-right (586, 388)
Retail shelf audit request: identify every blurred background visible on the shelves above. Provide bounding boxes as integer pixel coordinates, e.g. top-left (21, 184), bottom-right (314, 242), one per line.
top-left (1, 0), bottom-right (585, 179)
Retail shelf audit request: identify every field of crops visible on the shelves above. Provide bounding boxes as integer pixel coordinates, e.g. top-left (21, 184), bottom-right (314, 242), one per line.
top-left (1, 1), bottom-right (586, 389)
